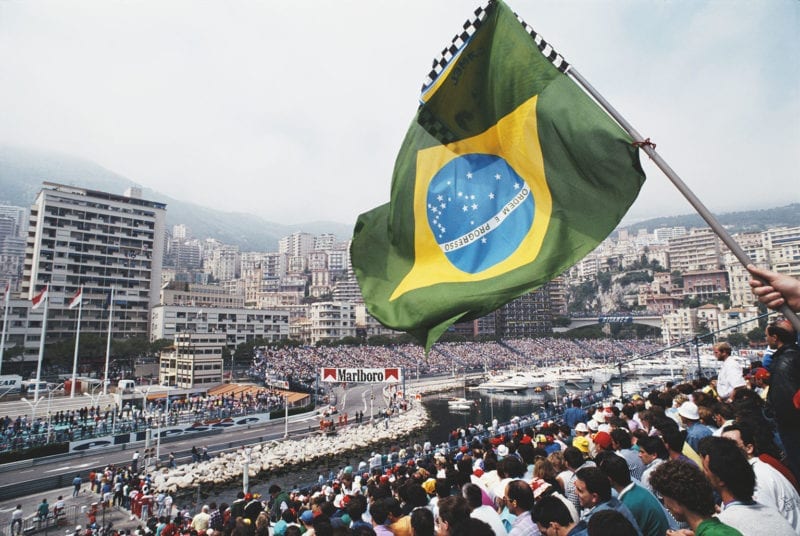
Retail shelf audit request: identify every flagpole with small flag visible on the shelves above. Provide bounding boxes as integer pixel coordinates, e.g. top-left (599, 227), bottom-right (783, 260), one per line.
top-left (69, 286), bottom-right (83, 398)
top-left (31, 285), bottom-right (49, 402)
top-left (103, 286), bottom-right (114, 396)
top-left (0, 282), bottom-right (10, 375)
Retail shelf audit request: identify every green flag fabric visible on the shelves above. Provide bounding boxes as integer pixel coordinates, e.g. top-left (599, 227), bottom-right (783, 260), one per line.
top-left (351, 0), bottom-right (646, 350)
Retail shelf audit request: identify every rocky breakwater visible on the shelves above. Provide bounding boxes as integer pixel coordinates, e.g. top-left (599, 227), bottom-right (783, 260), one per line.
top-left (150, 400), bottom-right (430, 493)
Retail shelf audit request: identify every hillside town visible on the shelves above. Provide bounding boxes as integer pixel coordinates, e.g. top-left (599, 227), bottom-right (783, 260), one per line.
top-left (0, 183), bottom-right (796, 382)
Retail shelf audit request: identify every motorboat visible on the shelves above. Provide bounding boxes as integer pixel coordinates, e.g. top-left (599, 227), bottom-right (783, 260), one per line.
top-left (447, 397), bottom-right (473, 410)
top-left (475, 371), bottom-right (549, 392)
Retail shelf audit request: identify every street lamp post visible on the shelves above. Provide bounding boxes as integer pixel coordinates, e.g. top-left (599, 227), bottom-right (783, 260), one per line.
top-left (242, 447), bottom-right (252, 494)
top-left (45, 383), bottom-right (64, 443)
top-left (20, 396), bottom-right (44, 442)
top-left (284, 395), bottom-right (289, 439)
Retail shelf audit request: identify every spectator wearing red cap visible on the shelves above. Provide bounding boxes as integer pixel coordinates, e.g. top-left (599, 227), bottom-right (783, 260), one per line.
top-left (592, 431), bottom-right (613, 457)
top-left (753, 367), bottom-right (770, 400)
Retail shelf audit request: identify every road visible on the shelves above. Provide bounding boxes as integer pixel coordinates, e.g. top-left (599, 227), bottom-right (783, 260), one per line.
top-left (0, 383), bottom-right (386, 490)
top-left (0, 373), bottom-right (478, 506)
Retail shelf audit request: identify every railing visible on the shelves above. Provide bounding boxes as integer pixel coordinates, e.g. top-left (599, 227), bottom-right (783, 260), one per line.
top-left (0, 504), bottom-right (83, 536)
top-left (0, 401), bottom-right (292, 455)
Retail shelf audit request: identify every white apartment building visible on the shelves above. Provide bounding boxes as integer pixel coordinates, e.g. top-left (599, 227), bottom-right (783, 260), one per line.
top-left (20, 182), bottom-right (166, 349)
top-left (0, 205), bottom-right (27, 240)
top-left (150, 305), bottom-right (289, 346)
top-left (717, 306), bottom-right (760, 336)
top-left (172, 224), bottom-right (191, 240)
top-left (568, 252), bottom-right (601, 283)
top-left (313, 233), bottom-right (336, 251)
top-left (667, 228), bottom-right (722, 273)
top-left (159, 332), bottom-right (225, 388)
top-left (723, 231), bottom-right (768, 308)
top-left (160, 282), bottom-right (245, 308)
top-left (653, 226), bottom-right (687, 243)
top-left (661, 307), bottom-right (698, 345)
top-left (764, 226), bottom-right (800, 277)
top-left (327, 248), bottom-right (350, 273)
top-left (308, 301), bottom-right (357, 345)
top-left (206, 245), bottom-right (240, 281)
top-left (279, 232), bottom-right (314, 258)
top-left (332, 277), bottom-right (364, 303)
top-left (261, 252), bottom-right (288, 279)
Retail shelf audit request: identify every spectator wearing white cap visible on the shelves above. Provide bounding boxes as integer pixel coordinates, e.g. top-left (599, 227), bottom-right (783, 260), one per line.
top-left (677, 402), bottom-right (712, 453)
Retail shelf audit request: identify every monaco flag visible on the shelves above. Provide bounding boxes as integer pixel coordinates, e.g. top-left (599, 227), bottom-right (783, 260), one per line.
top-left (31, 285), bottom-right (48, 310)
top-left (68, 287), bottom-right (83, 309)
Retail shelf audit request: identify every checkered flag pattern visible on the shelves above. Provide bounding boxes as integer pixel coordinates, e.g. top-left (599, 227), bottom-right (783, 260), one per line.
top-left (421, 4), bottom-right (490, 94)
top-left (515, 13), bottom-right (570, 73)
top-left (420, 1), bottom-right (570, 97)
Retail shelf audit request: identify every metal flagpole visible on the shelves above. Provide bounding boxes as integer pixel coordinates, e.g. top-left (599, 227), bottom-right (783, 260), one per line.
top-left (567, 67), bottom-right (800, 332)
top-left (34, 289), bottom-right (49, 403)
top-left (103, 286), bottom-right (114, 396)
top-left (0, 283), bottom-right (10, 375)
top-left (70, 287), bottom-right (83, 398)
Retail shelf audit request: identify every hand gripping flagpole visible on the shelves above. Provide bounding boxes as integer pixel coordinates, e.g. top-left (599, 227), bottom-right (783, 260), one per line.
top-left (567, 67), bottom-right (800, 331)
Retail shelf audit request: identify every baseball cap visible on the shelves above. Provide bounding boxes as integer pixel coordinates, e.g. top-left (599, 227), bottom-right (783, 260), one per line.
top-left (593, 431), bottom-right (612, 450)
top-left (574, 422), bottom-right (589, 433)
top-left (300, 510), bottom-right (314, 524)
top-left (754, 367), bottom-right (770, 380)
top-left (572, 436), bottom-right (590, 453)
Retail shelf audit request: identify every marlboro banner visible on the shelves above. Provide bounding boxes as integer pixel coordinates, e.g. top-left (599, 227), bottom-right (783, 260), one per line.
top-left (320, 368), bottom-right (401, 383)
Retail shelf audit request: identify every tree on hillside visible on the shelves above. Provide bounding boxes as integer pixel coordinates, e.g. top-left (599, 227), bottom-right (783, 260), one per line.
top-left (747, 327), bottom-right (765, 343)
top-left (722, 332), bottom-right (748, 348)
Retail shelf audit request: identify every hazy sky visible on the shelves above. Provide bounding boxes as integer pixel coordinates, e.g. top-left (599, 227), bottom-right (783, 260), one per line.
top-left (1, 0), bottom-right (798, 226)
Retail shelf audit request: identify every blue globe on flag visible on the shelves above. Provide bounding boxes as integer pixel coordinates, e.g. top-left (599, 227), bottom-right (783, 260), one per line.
top-left (426, 154), bottom-right (535, 274)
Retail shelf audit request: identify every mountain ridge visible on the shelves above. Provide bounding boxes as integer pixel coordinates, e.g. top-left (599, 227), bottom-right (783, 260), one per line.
top-left (1, 145), bottom-right (796, 251)
top-left (0, 145), bottom-right (353, 251)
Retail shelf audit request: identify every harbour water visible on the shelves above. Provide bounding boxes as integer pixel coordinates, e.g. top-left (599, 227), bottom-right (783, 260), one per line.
top-left (422, 387), bottom-right (569, 444)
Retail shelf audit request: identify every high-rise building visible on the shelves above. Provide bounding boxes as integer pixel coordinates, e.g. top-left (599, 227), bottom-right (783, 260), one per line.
top-left (21, 182), bottom-right (166, 343)
top-left (278, 231), bottom-right (314, 258)
top-left (172, 224), bottom-right (191, 241)
top-left (667, 228), bottom-right (722, 273)
top-left (205, 245), bottom-right (240, 281)
top-left (764, 226), bottom-right (800, 278)
top-left (313, 233), bottom-right (336, 251)
top-left (494, 288), bottom-right (553, 338)
top-left (0, 204), bottom-right (27, 238)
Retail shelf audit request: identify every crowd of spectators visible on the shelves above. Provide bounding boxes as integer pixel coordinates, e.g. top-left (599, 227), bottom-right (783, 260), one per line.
top-left (105, 363), bottom-right (800, 536)
top-left (247, 338), bottom-right (661, 386)
top-left (0, 387), bottom-right (290, 454)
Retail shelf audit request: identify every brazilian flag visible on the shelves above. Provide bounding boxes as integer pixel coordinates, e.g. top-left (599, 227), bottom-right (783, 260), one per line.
top-left (351, 0), bottom-right (646, 350)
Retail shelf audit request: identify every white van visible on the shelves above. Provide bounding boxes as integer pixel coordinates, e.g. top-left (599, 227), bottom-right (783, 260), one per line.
top-left (21, 380), bottom-right (50, 395)
top-left (118, 379), bottom-right (136, 392)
